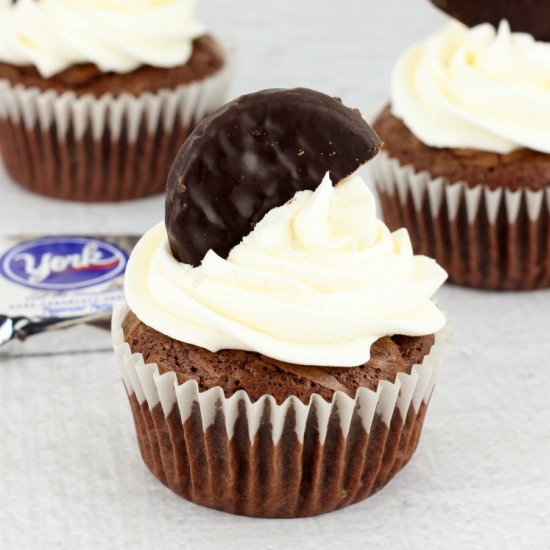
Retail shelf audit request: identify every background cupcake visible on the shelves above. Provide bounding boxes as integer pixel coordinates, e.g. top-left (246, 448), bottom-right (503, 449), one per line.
top-left (371, 9), bottom-right (550, 290)
top-left (113, 88), bottom-right (449, 518)
top-left (0, 0), bottom-right (232, 202)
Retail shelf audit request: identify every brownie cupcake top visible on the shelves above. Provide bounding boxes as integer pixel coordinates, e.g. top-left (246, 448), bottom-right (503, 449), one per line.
top-left (126, 174), bottom-right (447, 367)
top-left (125, 88), bottom-right (448, 368)
top-left (0, 0), bottom-right (206, 77)
top-left (391, 20), bottom-right (550, 155)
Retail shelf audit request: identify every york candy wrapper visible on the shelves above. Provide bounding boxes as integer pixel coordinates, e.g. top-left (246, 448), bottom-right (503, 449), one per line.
top-left (0, 234), bottom-right (138, 355)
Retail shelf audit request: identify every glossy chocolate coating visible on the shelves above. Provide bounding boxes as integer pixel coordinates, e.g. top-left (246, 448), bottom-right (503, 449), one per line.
top-left (166, 88), bottom-right (381, 265)
top-left (430, 0), bottom-right (550, 41)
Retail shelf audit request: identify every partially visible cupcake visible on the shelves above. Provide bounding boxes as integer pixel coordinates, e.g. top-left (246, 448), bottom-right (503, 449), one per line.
top-left (371, 17), bottom-right (550, 290)
top-left (0, 0), bottom-right (232, 202)
top-left (112, 88), bottom-right (449, 518)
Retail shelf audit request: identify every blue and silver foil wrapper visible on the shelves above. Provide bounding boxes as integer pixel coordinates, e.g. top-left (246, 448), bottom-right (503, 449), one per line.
top-left (0, 234), bottom-right (138, 354)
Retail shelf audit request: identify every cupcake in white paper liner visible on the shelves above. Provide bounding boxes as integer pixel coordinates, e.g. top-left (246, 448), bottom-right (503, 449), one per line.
top-left (370, 151), bottom-right (550, 290)
top-left (113, 304), bottom-right (450, 518)
top-left (371, 20), bottom-right (550, 290)
top-left (112, 89), bottom-right (450, 517)
top-left (0, 53), bottom-right (233, 202)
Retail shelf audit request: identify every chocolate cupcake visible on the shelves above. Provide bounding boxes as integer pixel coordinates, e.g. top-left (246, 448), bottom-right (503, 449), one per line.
top-left (112, 88), bottom-right (449, 517)
top-left (371, 11), bottom-right (550, 290)
top-left (0, 0), bottom-right (232, 202)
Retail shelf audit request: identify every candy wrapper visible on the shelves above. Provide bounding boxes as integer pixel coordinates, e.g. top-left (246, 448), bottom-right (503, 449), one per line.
top-left (0, 234), bottom-right (137, 355)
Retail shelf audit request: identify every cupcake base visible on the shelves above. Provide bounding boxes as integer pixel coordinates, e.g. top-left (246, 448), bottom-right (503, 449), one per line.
top-left (128, 390), bottom-right (430, 518)
top-left (113, 305), bottom-right (449, 518)
top-left (372, 152), bottom-right (550, 291)
top-left (0, 107), bottom-right (200, 202)
top-left (371, 107), bottom-right (550, 291)
top-left (0, 38), bottom-right (232, 202)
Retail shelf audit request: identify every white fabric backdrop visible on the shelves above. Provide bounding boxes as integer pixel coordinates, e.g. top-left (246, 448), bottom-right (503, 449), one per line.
top-left (1, 1), bottom-right (549, 548)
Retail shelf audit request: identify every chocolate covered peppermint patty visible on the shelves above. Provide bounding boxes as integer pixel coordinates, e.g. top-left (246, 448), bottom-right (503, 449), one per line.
top-left (165, 87), bottom-right (381, 265)
top-left (430, 0), bottom-right (550, 41)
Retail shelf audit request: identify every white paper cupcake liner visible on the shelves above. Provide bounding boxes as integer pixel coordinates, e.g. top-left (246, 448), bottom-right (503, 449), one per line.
top-left (112, 304), bottom-right (450, 518)
top-left (0, 56), bottom-right (233, 201)
top-left (371, 151), bottom-right (550, 290)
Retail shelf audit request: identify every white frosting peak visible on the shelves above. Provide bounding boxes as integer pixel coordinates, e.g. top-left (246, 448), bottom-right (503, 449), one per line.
top-left (125, 174), bottom-right (447, 367)
top-left (0, 0), bottom-right (205, 77)
top-left (392, 20), bottom-right (550, 154)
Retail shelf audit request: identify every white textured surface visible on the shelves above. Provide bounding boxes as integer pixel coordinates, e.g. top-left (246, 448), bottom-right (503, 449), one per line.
top-left (1, 1), bottom-right (549, 549)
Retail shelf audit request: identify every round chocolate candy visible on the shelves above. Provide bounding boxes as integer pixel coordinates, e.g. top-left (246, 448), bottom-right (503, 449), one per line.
top-left (430, 0), bottom-right (550, 41)
top-left (166, 88), bottom-right (381, 266)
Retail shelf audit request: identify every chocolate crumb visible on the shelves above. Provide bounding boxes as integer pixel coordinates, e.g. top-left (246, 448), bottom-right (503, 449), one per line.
top-left (176, 177), bottom-right (187, 194)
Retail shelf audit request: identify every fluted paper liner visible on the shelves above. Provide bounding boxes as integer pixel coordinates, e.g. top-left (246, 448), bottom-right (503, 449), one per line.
top-left (0, 59), bottom-right (232, 202)
top-left (112, 304), bottom-right (450, 518)
top-left (371, 151), bottom-right (550, 290)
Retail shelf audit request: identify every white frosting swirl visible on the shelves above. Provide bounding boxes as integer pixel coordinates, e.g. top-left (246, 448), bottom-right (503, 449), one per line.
top-left (392, 20), bottom-right (550, 154)
top-left (0, 0), bottom-right (205, 77)
top-left (125, 174), bottom-right (447, 367)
